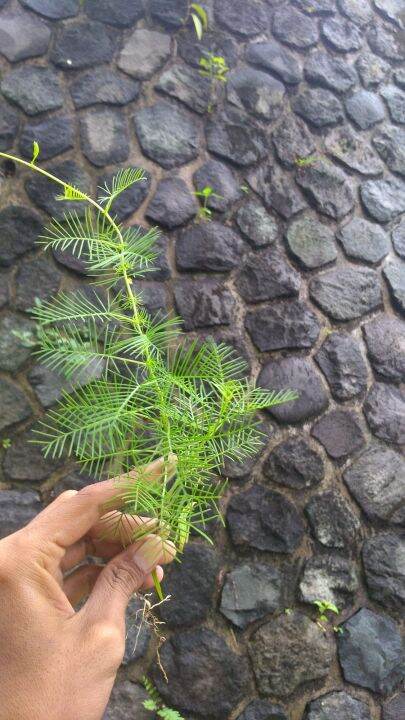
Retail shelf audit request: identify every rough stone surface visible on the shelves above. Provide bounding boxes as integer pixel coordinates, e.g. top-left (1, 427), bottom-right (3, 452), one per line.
top-left (146, 177), bottom-right (197, 229)
top-left (248, 163), bottom-right (307, 219)
top-left (343, 444), bottom-right (405, 525)
top-left (193, 160), bottom-right (241, 212)
top-left (70, 67), bottom-right (139, 108)
top-left (363, 534), bottom-right (405, 611)
top-left (236, 700), bottom-right (288, 720)
top-left (25, 160), bottom-right (91, 219)
top-left (338, 608), bottom-right (405, 694)
top-left (309, 267), bottom-right (382, 321)
top-left (356, 52), bottom-right (389, 88)
top-left (363, 382), bottom-right (405, 445)
top-left (19, 0), bottom-right (79, 19)
top-left (292, 88), bottom-right (344, 128)
top-left (304, 691), bottom-right (372, 720)
top-left (227, 68), bottom-right (285, 121)
top-left (134, 102), bottom-right (199, 169)
top-left (152, 628), bottom-right (252, 719)
top-left (0, 378), bottom-right (32, 432)
top-left (236, 201), bottom-right (279, 247)
top-left (238, 247), bottom-right (301, 303)
top-left (383, 259), bottom-right (405, 314)
top-left (220, 562), bottom-right (284, 628)
top-left (286, 212), bottom-right (337, 269)
top-left (250, 612), bottom-right (333, 697)
top-left (322, 17), bottom-right (363, 52)
top-left (174, 278), bottom-right (235, 330)
top-left (122, 596), bottom-right (151, 666)
top-left (118, 29), bottom-right (171, 79)
top-left (325, 126), bottom-right (384, 177)
top-left (3, 427), bottom-right (64, 482)
top-left (306, 490), bottom-right (361, 549)
top-left (1, 66), bottom-right (63, 116)
top-left (273, 7), bottom-right (319, 49)
top-left (296, 160), bottom-right (354, 220)
top-left (0, 100), bottom-right (19, 151)
top-left (206, 110), bottom-right (267, 166)
top-left (299, 554), bottom-right (359, 608)
top-left (363, 316), bottom-right (405, 382)
top-left (373, 125), bottom-right (405, 177)
top-left (246, 299), bottom-right (320, 352)
top-left (338, 0), bottom-right (374, 25)
top-left (176, 221), bottom-right (243, 271)
top-left (227, 485), bottom-right (304, 553)
top-left (215, 0), bottom-right (268, 38)
top-left (0, 206), bottom-right (42, 267)
top-left (28, 361), bottom-right (104, 409)
top-left (0, 489), bottom-right (42, 539)
top-left (103, 682), bottom-right (151, 720)
top-left (382, 694), bottom-right (405, 720)
top-left (85, 0), bottom-right (144, 27)
top-left (392, 217), bottom-right (405, 258)
top-left (51, 20), bottom-right (115, 69)
top-left (97, 169), bottom-right (151, 223)
top-left (20, 116), bottom-right (74, 161)
top-left (272, 114), bottom-right (316, 170)
top-left (346, 90), bottom-right (385, 129)
top-left (150, 0), bottom-right (188, 29)
top-left (337, 217), bottom-right (390, 264)
top-left (80, 108), bottom-right (129, 167)
top-left (263, 436), bottom-right (324, 490)
top-left (312, 410), bottom-right (365, 460)
top-left (258, 357), bottom-right (328, 423)
top-left (0, 8), bottom-right (51, 62)
top-left (156, 64), bottom-right (211, 115)
top-left (381, 84), bottom-right (405, 123)
top-left (361, 177), bottom-right (405, 222)
top-left (305, 50), bottom-right (358, 93)
top-left (14, 255), bottom-right (62, 311)
top-left (0, 313), bottom-right (35, 372)
top-left (315, 332), bottom-right (368, 400)
top-left (368, 26), bottom-right (405, 61)
top-left (246, 40), bottom-right (302, 84)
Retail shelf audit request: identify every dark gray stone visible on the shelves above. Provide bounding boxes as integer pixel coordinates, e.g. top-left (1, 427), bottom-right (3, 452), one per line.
top-left (364, 383), bottom-right (405, 444)
top-left (374, 0), bottom-right (404, 26)
top-left (263, 436), bottom-right (324, 490)
top-left (0, 313), bottom-right (35, 372)
top-left (322, 16), bottom-right (363, 51)
top-left (300, 554), bottom-right (359, 608)
top-left (306, 490), bottom-right (361, 549)
top-left (356, 53), bottom-right (389, 89)
top-left (84, 0), bottom-right (143, 26)
top-left (346, 90), bottom-right (386, 130)
top-left (50, 470), bottom-right (97, 497)
top-left (174, 278), bottom-right (235, 330)
top-left (227, 68), bottom-right (285, 121)
top-left (286, 212), bottom-right (337, 269)
top-left (381, 85), bottom-right (405, 123)
top-left (193, 160), bottom-right (241, 212)
top-left (361, 177), bottom-right (405, 222)
top-left (227, 485), bottom-right (304, 553)
top-left (20, 116), bottom-right (74, 161)
top-left (238, 247), bottom-right (301, 303)
top-left (363, 316), bottom-right (405, 382)
top-left (214, 0), bottom-right (268, 38)
top-left (150, 0), bottom-right (188, 28)
top-left (309, 267), bottom-right (382, 321)
top-left (152, 627), bottom-right (252, 719)
top-left (0, 9), bottom-right (50, 63)
top-left (384, 258), bottom-right (405, 314)
top-left (246, 40), bottom-right (302, 84)
top-left (103, 682), bottom-right (151, 720)
top-left (0, 205), bottom-right (42, 267)
top-left (19, 0), bottom-right (79, 19)
top-left (250, 611), bottom-right (333, 697)
top-left (294, 0), bottom-right (335, 11)
top-left (344, 443), bottom-right (405, 525)
top-left (118, 28), bottom-right (171, 79)
top-left (206, 109), bottom-right (267, 167)
top-left (26, 160), bottom-right (92, 219)
top-left (258, 357), bottom-right (328, 423)
top-left (304, 691), bottom-right (372, 720)
top-left (337, 217), bottom-right (390, 264)
top-left (80, 108), bottom-right (129, 167)
top-left (220, 420), bottom-right (271, 480)
top-left (136, 230), bottom-right (170, 282)
top-left (132, 281), bottom-right (168, 317)
top-left (0, 100), bottom-right (20, 151)
top-left (156, 64), bottom-right (211, 115)
top-left (179, 28), bottom-right (238, 71)
top-left (236, 699), bottom-right (288, 720)
top-left (3, 427), bottom-right (64, 482)
top-left (248, 163), bottom-right (307, 219)
top-left (146, 177), bottom-right (197, 229)
top-left (292, 88), bottom-right (344, 127)
top-left (296, 160), bottom-right (354, 219)
top-left (220, 562), bottom-right (284, 628)
top-left (382, 693), bottom-right (405, 720)
top-left (368, 25), bottom-right (405, 61)
top-left (1, 66), bottom-right (63, 116)
top-left (134, 102), bottom-right (199, 169)
top-left (338, 607), bottom-right (405, 694)
top-left (363, 534), bottom-right (405, 610)
top-left (97, 168), bottom-right (151, 223)
top-left (392, 217), bottom-right (405, 258)
top-left (70, 68), bottom-right (140, 109)
top-left (305, 50), bottom-right (358, 93)
top-left (272, 115), bottom-right (316, 170)
top-left (338, 0), bottom-right (374, 24)
top-left (236, 201), bottom-right (279, 247)
top-left (395, 68), bottom-right (405, 89)
top-left (157, 543), bottom-right (219, 628)
top-left (0, 378), bottom-right (32, 432)
top-left (122, 596), bottom-right (151, 665)
top-left (28, 361), bottom-right (104, 409)
top-left (0, 489), bottom-right (42, 539)
top-left (324, 126), bottom-right (384, 177)
top-left (51, 20), bottom-right (115, 69)
top-left (312, 410), bottom-right (365, 460)
top-left (15, 255), bottom-right (62, 311)
top-left (176, 221), bottom-right (243, 271)
top-left (273, 7), bottom-right (319, 49)
top-left (246, 300), bottom-right (320, 352)
top-left (315, 332), bottom-right (368, 400)
top-left (0, 272), bottom-right (9, 308)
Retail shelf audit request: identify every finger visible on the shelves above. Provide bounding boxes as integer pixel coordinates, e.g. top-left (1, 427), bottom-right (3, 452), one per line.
top-left (141, 565), bottom-right (164, 591)
top-left (80, 535), bottom-right (175, 628)
top-left (63, 564), bottom-right (102, 606)
top-left (27, 455), bottom-right (176, 551)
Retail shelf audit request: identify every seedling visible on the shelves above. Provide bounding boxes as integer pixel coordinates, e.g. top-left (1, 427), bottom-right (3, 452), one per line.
top-left (199, 52), bottom-right (229, 112)
top-left (1, 438), bottom-right (11, 449)
top-left (193, 185), bottom-right (222, 221)
top-left (295, 155), bottom-right (319, 167)
top-left (189, 3), bottom-right (208, 40)
top-left (143, 676), bottom-right (185, 719)
top-left (0, 145), bottom-right (297, 601)
top-left (313, 600), bottom-right (340, 632)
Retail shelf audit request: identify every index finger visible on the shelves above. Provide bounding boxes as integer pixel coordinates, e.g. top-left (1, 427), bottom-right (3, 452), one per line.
top-left (28, 455), bottom-right (176, 551)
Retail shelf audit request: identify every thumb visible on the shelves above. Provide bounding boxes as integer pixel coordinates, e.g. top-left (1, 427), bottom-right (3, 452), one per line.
top-left (81, 534), bottom-right (167, 627)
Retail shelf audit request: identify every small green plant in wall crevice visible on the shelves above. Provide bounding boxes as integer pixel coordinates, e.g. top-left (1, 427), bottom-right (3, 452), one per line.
top-left (193, 185), bottom-right (223, 221)
top-left (199, 51), bottom-right (229, 112)
top-left (312, 599), bottom-right (341, 633)
top-left (143, 676), bottom-right (185, 719)
top-left (189, 3), bottom-right (208, 40)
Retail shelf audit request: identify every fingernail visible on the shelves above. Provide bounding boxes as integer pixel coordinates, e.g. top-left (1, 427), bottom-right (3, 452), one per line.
top-left (133, 535), bottom-right (162, 573)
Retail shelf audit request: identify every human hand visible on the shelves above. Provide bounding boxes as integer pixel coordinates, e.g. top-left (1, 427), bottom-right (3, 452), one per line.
top-left (0, 458), bottom-right (175, 720)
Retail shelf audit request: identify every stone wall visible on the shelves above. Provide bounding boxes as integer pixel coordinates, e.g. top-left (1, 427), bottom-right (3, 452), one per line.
top-left (0, 0), bottom-right (404, 718)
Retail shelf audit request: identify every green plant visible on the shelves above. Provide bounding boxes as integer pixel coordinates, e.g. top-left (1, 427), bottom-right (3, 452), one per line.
top-left (199, 52), bottom-right (229, 112)
top-left (143, 676), bottom-right (185, 719)
top-left (193, 185), bottom-right (222, 221)
top-left (189, 3), bottom-right (208, 40)
top-left (1, 438), bottom-right (11, 449)
top-left (0, 146), bottom-right (297, 599)
top-left (295, 155), bottom-right (319, 167)
top-left (313, 600), bottom-right (340, 632)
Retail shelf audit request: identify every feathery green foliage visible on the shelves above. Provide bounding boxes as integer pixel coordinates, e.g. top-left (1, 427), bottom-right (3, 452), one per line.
top-left (142, 676), bottom-right (185, 719)
top-left (0, 149), bottom-right (297, 593)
